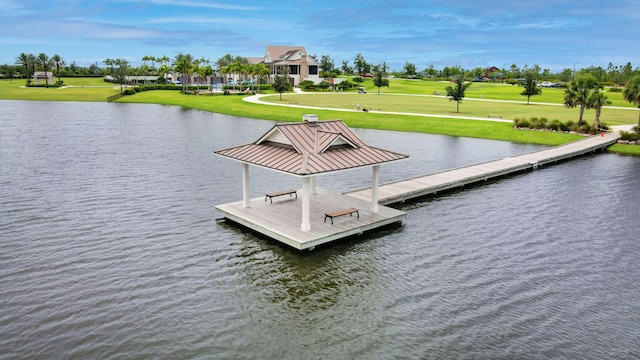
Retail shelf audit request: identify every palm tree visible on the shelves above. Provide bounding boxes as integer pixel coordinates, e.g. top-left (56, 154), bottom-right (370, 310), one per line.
top-left (198, 64), bottom-right (215, 93)
top-left (564, 74), bottom-right (599, 126)
top-left (15, 53), bottom-right (35, 85)
top-left (216, 53), bottom-right (235, 70)
top-left (157, 63), bottom-right (172, 84)
top-left (36, 53), bottom-right (54, 88)
top-left (622, 76), bottom-right (640, 129)
top-left (51, 54), bottom-right (65, 84)
top-left (254, 64), bottom-right (270, 92)
top-left (587, 90), bottom-right (611, 132)
top-left (173, 53), bottom-right (194, 91)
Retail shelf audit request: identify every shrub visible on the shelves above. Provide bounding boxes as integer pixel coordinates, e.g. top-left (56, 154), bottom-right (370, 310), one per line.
top-left (123, 88), bottom-right (136, 95)
top-left (620, 130), bottom-right (639, 141)
top-left (317, 80), bottom-right (331, 90)
top-left (548, 119), bottom-right (563, 131)
top-left (299, 80), bottom-right (314, 90)
top-left (513, 117), bottom-right (529, 128)
top-left (607, 87), bottom-right (623, 93)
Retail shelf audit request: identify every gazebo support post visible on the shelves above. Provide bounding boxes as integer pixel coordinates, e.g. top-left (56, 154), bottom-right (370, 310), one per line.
top-left (371, 165), bottom-right (380, 213)
top-left (311, 176), bottom-right (317, 194)
top-left (242, 163), bottom-right (250, 208)
top-left (301, 177), bottom-right (311, 231)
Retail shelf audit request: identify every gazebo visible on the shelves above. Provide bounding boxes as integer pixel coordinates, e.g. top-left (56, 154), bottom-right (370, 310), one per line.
top-left (214, 116), bottom-right (408, 249)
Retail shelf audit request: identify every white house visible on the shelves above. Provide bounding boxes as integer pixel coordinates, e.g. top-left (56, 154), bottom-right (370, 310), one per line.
top-left (248, 46), bottom-right (321, 86)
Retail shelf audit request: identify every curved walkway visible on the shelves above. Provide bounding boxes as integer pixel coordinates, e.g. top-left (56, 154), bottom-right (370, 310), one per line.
top-left (244, 90), bottom-right (637, 131)
top-left (243, 91), bottom-right (514, 124)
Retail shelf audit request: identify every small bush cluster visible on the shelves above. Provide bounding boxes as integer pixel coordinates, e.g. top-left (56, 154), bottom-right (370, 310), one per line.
top-left (619, 130), bottom-right (639, 142)
top-left (607, 87), bottom-right (623, 93)
top-left (514, 117), bottom-right (607, 135)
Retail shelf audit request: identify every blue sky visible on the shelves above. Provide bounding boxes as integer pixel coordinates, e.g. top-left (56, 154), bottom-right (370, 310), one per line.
top-left (1, 0), bottom-right (639, 72)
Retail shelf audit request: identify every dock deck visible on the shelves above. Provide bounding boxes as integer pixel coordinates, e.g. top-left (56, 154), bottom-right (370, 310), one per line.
top-left (216, 188), bottom-right (405, 250)
top-left (345, 133), bottom-right (620, 205)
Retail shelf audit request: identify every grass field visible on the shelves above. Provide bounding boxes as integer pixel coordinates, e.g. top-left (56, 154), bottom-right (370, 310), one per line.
top-left (261, 92), bottom-right (638, 126)
top-left (0, 77), bottom-right (120, 102)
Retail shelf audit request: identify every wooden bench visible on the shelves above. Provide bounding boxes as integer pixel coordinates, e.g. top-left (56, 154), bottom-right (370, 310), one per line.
top-left (324, 207), bottom-right (359, 224)
top-left (265, 189), bottom-right (297, 203)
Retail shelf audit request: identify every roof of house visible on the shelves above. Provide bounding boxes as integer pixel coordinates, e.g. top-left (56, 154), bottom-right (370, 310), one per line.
top-left (214, 119), bottom-right (408, 176)
top-left (262, 45), bottom-right (318, 66)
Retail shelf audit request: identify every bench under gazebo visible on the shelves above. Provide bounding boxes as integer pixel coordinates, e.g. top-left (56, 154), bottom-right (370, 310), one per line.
top-left (214, 115), bottom-right (408, 250)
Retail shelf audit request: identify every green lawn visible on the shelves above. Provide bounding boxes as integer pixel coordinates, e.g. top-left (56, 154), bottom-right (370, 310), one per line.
top-left (0, 77), bottom-right (120, 102)
top-left (361, 78), bottom-right (634, 107)
top-left (116, 90), bottom-right (581, 146)
top-left (261, 93), bottom-right (638, 126)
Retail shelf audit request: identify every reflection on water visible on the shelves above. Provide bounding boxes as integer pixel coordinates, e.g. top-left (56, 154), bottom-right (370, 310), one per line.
top-left (1, 101), bottom-right (639, 359)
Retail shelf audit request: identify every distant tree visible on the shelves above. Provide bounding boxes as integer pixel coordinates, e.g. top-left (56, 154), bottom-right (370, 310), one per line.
top-left (157, 63), bottom-right (172, 83)
top-left (445, 75), bottom-right (471, 113)
top-left (510, 64), bottom-right (521, 79)
top-left (254, 63), bottom-right (270, 90)
top-left (353, 53), bottom-right (367, 75)
top-left (521, 71), bottom-right (542, 104)
top-left (15, 53), bottom-right (35, 86)
top-left (273, 74), bottom-right (292, 100)
top-left (217, 53), bottom-right (235, 69)
top-left (403, 61), bottom-right (417, 78)
top-left (113, 59), bottom-right (129, 91)
top-left (173, 53), bottom-right (195, 91)
top-left (1, 64), bottom-right (16, 82)
top-left (587, 90), bottom-right (611, 131)
top-left (341, 60), bottom-right (352, 75)
top-left (319, 55), bottom-right (334, 75)
top-left (564, 74), bottom-right (599, 126)
top-left (36, 53), bottom-right (54, 87)
top-left (51, 54), bottom-right (65, 84)
top-left (425, 62), bottom-right (437, 78)
top-left (623, 75), bottom-right (640, 128)
top-left (372, 64), bottom-right (389, 94)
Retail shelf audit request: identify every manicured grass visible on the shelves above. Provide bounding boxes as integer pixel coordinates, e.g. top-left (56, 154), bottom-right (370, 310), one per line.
top-left (261, 93), bottom-right (638, 125)
top-left (0, 77), bottom-right (120, 102)
top-left (362, 78), bottom-right (635, 107)
top-left (117, 90), bottom-right (581, 146)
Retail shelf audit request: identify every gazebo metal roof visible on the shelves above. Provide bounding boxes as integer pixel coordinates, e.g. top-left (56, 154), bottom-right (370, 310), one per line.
top-left (214, 119), bottom-right (408, 176)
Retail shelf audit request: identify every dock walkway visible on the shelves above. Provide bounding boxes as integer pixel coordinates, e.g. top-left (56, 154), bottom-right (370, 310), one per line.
top-left (345, 133), bottom-right (620, 205)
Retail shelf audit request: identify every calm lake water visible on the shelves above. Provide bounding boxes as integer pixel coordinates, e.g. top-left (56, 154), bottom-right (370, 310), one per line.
top-left (1, 100), bottom-right (639, 359)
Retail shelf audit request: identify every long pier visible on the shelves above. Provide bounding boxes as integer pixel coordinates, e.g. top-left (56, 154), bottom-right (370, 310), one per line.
top-left (345, 133), bottom-right (620, 205)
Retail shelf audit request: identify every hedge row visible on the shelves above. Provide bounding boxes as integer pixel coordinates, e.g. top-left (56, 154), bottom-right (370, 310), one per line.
top-left (514, 117), bottom-right (607, 135)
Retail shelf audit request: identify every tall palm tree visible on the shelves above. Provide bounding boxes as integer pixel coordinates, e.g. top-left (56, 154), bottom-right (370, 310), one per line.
top-left (255, 64), bottom-right (270, 92)
top-left (563, 74), bottom-right (599, 126)
top-left (141, 55), bottom-right (156, 84)
top-left (216, 53), bottom-right (235, 70)
top-left (623, 76), bottom-right (640, 129)
top-left (198, 64), bottom-right (215, 93)
top-left (15, 53), bottom-right (35, 85)
top-left (157, 63), bottom-right (172, 84)
top-left (173, 53), bottom-right (194, 91)
top-left (587, 90), bottom-right (611, 132)
top-left (36, 53), bottom-right (54, 88)
top-left (51, 54), bottom-right (65, 84)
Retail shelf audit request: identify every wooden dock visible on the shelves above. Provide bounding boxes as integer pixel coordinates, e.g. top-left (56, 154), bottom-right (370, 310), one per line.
top-left (345, 133), bottom-right (620, 205)
top-left (216, 188), bottom-right (405, 250)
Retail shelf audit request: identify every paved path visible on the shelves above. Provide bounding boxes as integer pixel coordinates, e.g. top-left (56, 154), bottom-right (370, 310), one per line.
top-left (243, 90), bottom-right (638, 127)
